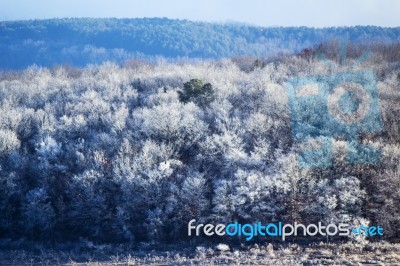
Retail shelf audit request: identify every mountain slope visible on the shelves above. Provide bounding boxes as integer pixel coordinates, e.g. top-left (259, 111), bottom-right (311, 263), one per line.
top-left (0, 17), bottom-right (399, 69)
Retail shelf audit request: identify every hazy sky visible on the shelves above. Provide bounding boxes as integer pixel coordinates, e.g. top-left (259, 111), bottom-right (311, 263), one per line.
top-left (0, 0), bottom-right (399, 27)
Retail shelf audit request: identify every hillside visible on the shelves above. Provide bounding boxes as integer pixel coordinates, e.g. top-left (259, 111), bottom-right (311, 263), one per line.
top-left (1, 18), bottom-right (400, 69)
top-left (0, 49), bottom-right (400, 243)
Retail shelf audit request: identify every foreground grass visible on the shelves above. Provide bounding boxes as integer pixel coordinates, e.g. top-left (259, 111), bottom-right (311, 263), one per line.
top-left (0, 241), bottom-right (399, 265)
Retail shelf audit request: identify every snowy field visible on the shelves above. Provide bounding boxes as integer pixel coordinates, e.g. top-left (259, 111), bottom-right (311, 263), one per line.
top-left (0, 241), bottom-right (399, 265)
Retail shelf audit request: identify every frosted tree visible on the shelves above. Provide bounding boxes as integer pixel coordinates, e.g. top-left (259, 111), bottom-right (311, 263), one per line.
top-left (0, 129), bottom-right (20, 153)
top-left (22, 188), bottom-right (55, 238)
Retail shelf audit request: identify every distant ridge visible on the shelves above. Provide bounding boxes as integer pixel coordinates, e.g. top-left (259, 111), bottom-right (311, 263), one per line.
top-left (0, 17), bottom-right (399, 69)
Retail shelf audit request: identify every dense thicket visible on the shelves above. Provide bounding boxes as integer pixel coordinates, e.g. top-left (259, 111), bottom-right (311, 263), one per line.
top-left (1, 18), bottom-right (400, 69)
top-left (0, 43), bottom-right (399, 244)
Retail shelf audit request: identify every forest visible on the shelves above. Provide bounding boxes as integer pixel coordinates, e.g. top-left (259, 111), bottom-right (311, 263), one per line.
top-left (0, 40), bottom-right (399, 253)
top-left (1, 18), bottom-right (400, 69)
